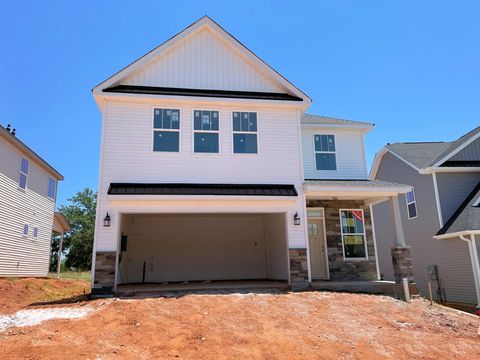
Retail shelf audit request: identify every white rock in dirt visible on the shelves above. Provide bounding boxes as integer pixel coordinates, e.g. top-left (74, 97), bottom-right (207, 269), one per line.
top-left (0, 307), bottom-right (93, 332)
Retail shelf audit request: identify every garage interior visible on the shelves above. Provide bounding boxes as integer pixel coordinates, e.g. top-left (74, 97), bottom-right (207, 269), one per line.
top-left (117, 213), bottom-right (289, 288)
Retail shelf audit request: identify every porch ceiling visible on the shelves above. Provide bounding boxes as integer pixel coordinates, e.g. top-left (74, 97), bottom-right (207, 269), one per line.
top-left (304, 179), bottom-right (411, 203)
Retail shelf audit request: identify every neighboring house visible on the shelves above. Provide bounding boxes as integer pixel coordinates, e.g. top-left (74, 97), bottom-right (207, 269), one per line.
top-left (90, 16), bottom-right (411, 295)
top-left (371, 127), bottom-right (480, 307)
top-left (0, 124), bottom-right (64, 277)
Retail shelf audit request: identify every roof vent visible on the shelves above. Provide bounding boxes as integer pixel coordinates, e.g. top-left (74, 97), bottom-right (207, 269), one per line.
top-left (6, 124), bottom-right (11, 132)
top-left (11, 128), bottom-right (16, 136)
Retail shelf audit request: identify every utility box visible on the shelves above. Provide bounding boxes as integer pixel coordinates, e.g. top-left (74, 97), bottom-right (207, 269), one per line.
top-left (427, 265), bottom-right (439, 281)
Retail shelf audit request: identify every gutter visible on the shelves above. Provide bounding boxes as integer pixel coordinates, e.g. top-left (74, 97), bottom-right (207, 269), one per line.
top-left (459, 234), bottom-right (480, 308)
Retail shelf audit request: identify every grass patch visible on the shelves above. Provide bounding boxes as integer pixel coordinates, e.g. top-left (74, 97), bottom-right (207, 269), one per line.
top-left (48, 271), bottom-right (91, 282)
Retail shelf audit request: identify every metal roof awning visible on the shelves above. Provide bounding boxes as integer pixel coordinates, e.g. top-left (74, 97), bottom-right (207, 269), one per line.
top-left (108, 183), bottom-right (298, 197)
top-left (103, 85), bottom-right (303, 102)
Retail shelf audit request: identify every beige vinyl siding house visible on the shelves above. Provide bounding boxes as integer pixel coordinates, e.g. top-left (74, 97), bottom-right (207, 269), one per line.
top-left (91, 16), bottom-right (411, 295)
top-left (0, 125), bottom-right (64, 277)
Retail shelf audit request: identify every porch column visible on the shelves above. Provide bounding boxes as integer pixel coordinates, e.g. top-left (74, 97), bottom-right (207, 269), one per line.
top-left (390, 196), bottom-right (414, 283)
top-left (56, 231), bottom-right (64, 278)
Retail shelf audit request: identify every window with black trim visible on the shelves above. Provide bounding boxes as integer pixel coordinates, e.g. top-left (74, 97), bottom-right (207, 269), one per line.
top-left (314, 134), bottom-right (336, 170)
top-left (153, 108), bottom-right (180, 152)
top-left (19, 157), bottom-right (29, 190)
top-left (405, 188), bottom-right (417, 219)
top-left (232, 112), bottom-right (258, 154)
top-left (340, 209), bottom-right (367, 259)
top-left (194, 110), bottom-right (219, 153)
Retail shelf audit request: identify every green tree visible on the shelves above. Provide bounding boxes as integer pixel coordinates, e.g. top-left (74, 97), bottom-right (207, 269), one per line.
top-left (56, 188), bottom-right (97, 271)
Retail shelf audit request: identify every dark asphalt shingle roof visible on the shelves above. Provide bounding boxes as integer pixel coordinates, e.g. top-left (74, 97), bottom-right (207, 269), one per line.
top-left (386, 126), bottom-right (480, 170)
top-left (302, 114), bottom-right (373, 127)
top-left (437, 182), bottom-right (480, 235)
top-left (108, 183), bottom-right (298, 196)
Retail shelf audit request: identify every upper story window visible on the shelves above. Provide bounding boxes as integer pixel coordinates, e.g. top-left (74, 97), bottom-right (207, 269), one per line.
top-left (33, 226), bottom-right (39, 239)
top-left (194, 110), bottom-right (219, 153)
top-left (405, 188), bottom-right (418, 219)
top-left (48, 177), bottom-right (56, 200)
top-left (314, 134), bottom-right (336, 170)
top-left (232, 112), bottom-right (258, 154)
top-left (22, 223), bottom-right (29, 237)
top-left (153, 108), bottom-right (180, 152)
top-left (18, 157), bottom-right (29, 190)
top-left (340, 209), bottom-right (367, 259)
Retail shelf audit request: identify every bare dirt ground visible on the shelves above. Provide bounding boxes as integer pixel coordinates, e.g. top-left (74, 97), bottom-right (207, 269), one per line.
top-left (0, 280), bottom-right (479, 359)
top-left (0, 278), bottom-right (90, 314)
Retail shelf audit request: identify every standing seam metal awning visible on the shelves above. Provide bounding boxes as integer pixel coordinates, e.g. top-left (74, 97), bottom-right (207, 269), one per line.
top-left (108, 183), bottom-right (298, 196)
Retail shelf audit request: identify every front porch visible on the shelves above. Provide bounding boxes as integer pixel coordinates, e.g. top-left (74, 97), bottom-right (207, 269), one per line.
top-left (303, 179), bottom-right (414, 290)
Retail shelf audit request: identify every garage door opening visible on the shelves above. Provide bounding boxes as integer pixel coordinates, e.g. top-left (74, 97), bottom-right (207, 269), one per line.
top-left (117, 213), bottom-right (289, 288)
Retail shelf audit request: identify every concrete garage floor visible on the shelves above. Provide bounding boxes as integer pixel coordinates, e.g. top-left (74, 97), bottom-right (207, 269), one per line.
top-left (116, 280), bottom-right (289, 295)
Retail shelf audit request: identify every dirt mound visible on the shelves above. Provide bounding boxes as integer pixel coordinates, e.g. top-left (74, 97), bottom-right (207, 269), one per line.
top-left (0, 278), bottom-right (90, 314)
top-left (0, 290), bottom-right (479, 359)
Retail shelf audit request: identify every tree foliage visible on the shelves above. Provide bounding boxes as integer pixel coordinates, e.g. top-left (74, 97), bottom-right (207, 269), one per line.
top-left (52, 188), bottom-right (97, 271)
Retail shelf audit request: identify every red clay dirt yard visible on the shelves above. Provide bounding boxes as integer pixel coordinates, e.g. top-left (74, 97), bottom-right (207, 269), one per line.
top-left (0, 278), bottom-right (479, 359)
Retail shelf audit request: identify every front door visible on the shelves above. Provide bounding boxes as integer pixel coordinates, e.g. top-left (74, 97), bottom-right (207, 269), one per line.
top-left (308, 216), bottom-right (328, 280)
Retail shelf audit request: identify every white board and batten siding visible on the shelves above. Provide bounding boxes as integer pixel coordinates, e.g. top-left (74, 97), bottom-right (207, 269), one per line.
top-left (95, 100), bottom-right (307, 252)
top-left (120, 26), bottom-right (286, 93)
top-left (301, 126), bottom-right (367, 180)
top-left (0, 138), bottom-right (56, 277)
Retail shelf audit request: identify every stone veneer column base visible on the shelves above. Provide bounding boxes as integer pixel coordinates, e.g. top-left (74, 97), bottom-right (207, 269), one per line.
top-left (91, 251), bottom-right (116, 296)
top-left (289, 248), bottom-right (309, 291)
top-left (391, 246), bottom-right (414, 283)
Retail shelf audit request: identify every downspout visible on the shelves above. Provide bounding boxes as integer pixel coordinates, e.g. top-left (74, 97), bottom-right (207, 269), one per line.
top-left (459, 234), bottom-right (480, 308)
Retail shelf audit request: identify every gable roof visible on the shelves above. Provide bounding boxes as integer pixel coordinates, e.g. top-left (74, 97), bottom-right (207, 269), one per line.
top-left (301, 114), bottom-right (373, 129)
top-left (385, 142), bottom-right (451, 169)
top-left (437, 181), bottom-right (480, 235)
top-left (93, 16), bottom-right (310, 104)
top-left (0, 125), bottom-right (63, 180)
top-left (370, 125), bottom-right (480, 178)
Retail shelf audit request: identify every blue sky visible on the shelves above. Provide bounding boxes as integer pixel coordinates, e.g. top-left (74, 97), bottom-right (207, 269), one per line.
top-left (1, 1), bottom-right (479, 207)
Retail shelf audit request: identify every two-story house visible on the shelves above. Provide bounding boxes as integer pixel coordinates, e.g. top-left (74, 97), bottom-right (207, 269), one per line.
top-left (371, 126), bottom-right (480, 307)
top-left (0, 124), bottom-right (64, 277)
top-left (90, 16), bottom-right (411, 295)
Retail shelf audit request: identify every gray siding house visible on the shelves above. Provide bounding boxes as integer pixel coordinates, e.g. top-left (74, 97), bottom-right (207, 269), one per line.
top-left (371, 126), bottom-right (480, 307)
top-left (0, 124), bottom-right (64, 277)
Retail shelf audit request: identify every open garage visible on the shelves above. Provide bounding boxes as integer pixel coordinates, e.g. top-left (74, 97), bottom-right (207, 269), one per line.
top-left (117, 213), bottom-right (289, 285)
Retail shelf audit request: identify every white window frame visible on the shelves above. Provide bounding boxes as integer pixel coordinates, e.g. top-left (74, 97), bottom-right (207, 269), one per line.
top-left (231, 111), bottom-right (259, 155)
top-left (192, 109), bottom-right (220, 154)
top-left (33, 226), bottom-right (39, 239)
top-left (22, 223), bottom-right (29, 237)
top-left (313, 134), bottom-right (337, 171)
top-left (152, 108), bottom-right (181, 153)
top-left (405, 187), bottom-right (418, 219)
top-left (47, 176), bottom-right (56, 200)
top-left (18, 157), bottom-right (29, 190)
top-left (339, 209), bottom-right (368, 261)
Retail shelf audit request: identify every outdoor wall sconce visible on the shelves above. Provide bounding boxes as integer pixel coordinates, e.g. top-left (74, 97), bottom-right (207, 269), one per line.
top-left (293, 212), bottom-right (301, 226)
top-left (103, 212), bottom-right (111, 227)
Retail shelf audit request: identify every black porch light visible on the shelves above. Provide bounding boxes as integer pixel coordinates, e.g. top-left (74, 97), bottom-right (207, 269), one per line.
top-left (103, 212), bottom-right (111, 227)
top-left (293, 212), bottom-right (301, 226)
